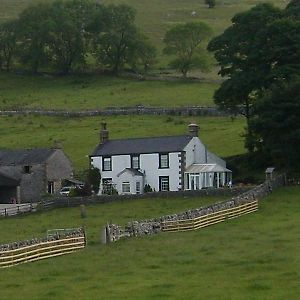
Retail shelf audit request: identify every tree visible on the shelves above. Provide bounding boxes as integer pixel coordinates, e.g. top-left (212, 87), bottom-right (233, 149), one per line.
top-left (248, 78), bottom-right (300, 170)
top-left (205, 0), bottom-right (216, 9)
top-left (17, 2), bottom-right (53, 73)
top-left (0, 20), bottom-right (17, 72)
top-left (46, 0), bottom-right (97, 74)
top-left (92, 4), bottom-right (141, 74)
top-left (86, 167), bottom-right (101, 194)
top-left (127, 33), bottom-right (157, 72)
top-left (286, 0), bottom-right (300, 18)
top-left (207, 3), bottom-right (283, 151)
top-left (163, 22), bottom-right (212, 78)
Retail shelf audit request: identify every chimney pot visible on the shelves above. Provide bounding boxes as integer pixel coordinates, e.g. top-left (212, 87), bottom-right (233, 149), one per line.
top-left (188, 123), bottom-right (199, 137)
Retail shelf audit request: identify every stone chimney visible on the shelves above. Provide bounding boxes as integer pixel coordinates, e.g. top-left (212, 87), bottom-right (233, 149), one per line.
top-left (100, 122), bottom-right (109, 143)
top-left (188, 123), bottom-right (199, 137)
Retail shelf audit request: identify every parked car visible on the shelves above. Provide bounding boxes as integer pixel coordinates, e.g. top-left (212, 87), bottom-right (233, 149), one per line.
top-left (59, 186), bottom-right (73, 196)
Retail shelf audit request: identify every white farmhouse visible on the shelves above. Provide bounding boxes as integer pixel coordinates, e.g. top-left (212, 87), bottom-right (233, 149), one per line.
top-left (90, 123), bottom-right (232, 195)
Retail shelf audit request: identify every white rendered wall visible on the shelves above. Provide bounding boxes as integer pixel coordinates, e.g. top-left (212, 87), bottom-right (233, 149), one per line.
top-left (184, 137), bottom-right (226, 168)
top-left (91, 151), bottom-right (182, 193)
top-left (116, 172), bottom-right (144, 195)
top-left (140, 152), bottom-right (181, 192)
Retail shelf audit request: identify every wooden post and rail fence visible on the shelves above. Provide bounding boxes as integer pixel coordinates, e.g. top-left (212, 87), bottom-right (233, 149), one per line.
top-left (0, 228), bottom-right (86, 269)
top-left (161, 200), bottom-right (258, 232)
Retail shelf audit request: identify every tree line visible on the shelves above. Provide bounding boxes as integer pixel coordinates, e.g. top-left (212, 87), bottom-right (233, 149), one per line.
top-left (208, 0), bottom-right (300, 171)
top-left (0, 0), bottom-right (212, 76)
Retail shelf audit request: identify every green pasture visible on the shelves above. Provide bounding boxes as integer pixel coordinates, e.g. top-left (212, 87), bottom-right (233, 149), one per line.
top-left (0, 186), bottom-right (299, 299)
top-left (0, 73), bottom-right (217, 110)
top-left (0, 115), bottom-right (246, 171)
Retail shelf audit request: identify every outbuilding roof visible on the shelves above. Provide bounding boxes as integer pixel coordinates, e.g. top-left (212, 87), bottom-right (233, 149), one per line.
top-left (0, 172), bottom-right (20, 186)
top-left (0, 149), bottom-right (57, 166)
top-left (91, 135), bottom-right (193, 156)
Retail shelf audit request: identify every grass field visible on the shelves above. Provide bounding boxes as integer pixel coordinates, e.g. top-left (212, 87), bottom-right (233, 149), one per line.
top-left (0, 186), bottom-right (299, 299)
top-left (0, 73), bottom-right (218, 110)
top-left (0, 115), bottom-right (246, 171)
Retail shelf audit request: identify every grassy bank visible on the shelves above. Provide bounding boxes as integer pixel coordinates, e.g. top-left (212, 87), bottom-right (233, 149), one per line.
top-left (0, 186), bottom-right (299, 299)
top-left (0, 115), bottom-right (246, 170)
top-left (0, 73), bottom-right (217, 110)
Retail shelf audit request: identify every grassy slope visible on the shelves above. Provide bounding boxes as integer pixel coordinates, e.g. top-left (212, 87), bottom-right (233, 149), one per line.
top-left (0, 1), bottom-right (285, 110)
top-left (0, 186), bottom-right (299, 299)
top-left (0, 73), bottom-right (217, 110)
top-left (0, 115), bottom-right (246, 170)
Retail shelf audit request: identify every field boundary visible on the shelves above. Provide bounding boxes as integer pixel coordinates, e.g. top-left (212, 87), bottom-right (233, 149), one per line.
top-left (0, 228), bottom-right (86, 268)
top-left (0, 106), bottom-right (229, 117)
top-left (161, 200), bottom-right (258, 232)
top-left (104, 176), bottom-right (285, 243)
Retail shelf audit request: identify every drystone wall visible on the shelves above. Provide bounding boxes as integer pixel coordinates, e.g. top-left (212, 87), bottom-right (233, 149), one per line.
top-left (0, 228), bottom-right (85, 252)
top-left (0, 106), bottom-right (228, 117)
top-left (103, 176), bottom-right (285, 243)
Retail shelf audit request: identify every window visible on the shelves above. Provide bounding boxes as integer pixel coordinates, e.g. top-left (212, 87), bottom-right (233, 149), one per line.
top-left (122, 182), bottom-right (131, 193)
top-left (159, 153), bottom-right (169, 168)
top-left (102, 156), bottom-right (112, 171)
top-left (136, 181), bottom-right (141, 194)
top-left (159, 176), bottom-right (169, 191)
top-left (131, 155), bottom-right (140, 169)
top-left (23, 165), bottom-right (32, 174)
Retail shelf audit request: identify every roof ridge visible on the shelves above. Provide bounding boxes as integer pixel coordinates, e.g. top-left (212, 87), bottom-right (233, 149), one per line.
top-left (102, 134), bottom-right (191, 142)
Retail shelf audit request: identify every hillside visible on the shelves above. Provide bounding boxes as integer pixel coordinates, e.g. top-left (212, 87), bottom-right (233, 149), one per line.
top-left (0, 186), bottom-right (299, 299)
top-left (0, 115), bottom-right (246, 170)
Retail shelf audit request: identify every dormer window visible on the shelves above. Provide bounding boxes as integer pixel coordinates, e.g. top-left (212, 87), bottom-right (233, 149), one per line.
top-left (23, 165), bottom-right (32, 174)
top-left (159, 153), bottom-right (169, 169)
top-left (102, 156), bottom-right (112, 171)
top-left (131, 155), bottom-right (140, 169)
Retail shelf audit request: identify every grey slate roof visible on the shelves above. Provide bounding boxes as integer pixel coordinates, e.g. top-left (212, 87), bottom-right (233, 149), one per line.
top-left (91, 135), bottom-right (193, 156)
top-left (0, 149), bottom-right (56, 166)
top-left (0, 172), bottom-right (20, 186)
top-left (117, 168), bottom-right (144, 177)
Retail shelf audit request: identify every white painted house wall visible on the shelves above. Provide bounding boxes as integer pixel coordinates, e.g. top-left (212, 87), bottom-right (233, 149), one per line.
top-left (116, 171), bottom-right (143, 194)
top-left (91, 151), bottom-right (182, 194)
top-left (184, 137), bottom-right (226, 168)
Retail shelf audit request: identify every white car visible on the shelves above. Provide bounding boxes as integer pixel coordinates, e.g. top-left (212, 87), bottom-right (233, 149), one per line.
top-left (59, 186), bottom-right (73, 196)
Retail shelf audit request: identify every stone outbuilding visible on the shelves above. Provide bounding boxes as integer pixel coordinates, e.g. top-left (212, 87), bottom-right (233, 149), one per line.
top-left (0, 148), bottom-right (73, 203)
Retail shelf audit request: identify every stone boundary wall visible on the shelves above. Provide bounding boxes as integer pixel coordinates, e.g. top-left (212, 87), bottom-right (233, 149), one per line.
top-left (0, 187), bottom-right (252, 219)
top-left (104, 176), bottom-right (285, 243)
top-left (0, 227), bottom-right (85, 252)
top-left (0, 106), bottom-right (229, 117)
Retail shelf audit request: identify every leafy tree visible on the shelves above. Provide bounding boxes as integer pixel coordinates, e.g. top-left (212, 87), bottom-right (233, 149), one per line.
top-left (0, 20), bottom-right (17, 72)
top-left (248, 78), bottom-right (300, 170)
top-left (127, 33), bottom-right (157, 72)
top-left (17, 3), bottom-right (53, 73)
top-left (93, 4), bottom-right (140, 74)
top-left (163, 22), bottom-right (212, 78)
top-left (286, 0), bottom-right (300, 18)
top-left (46, 0), bottom-right (96, 74)
top-left (86, 167), bottom-right (101, 194)
top-left (207, 4), bottom-right (284, 151)
top-left (205, 0), bottom-right (216, 9)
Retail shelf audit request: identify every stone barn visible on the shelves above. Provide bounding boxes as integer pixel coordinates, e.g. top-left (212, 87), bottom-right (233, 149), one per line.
top-left (0, 148), bottom-right (73, 203)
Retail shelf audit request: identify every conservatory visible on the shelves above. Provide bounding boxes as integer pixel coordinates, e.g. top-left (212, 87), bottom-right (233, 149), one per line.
top-left (184, 164), bottom-right (232, 190)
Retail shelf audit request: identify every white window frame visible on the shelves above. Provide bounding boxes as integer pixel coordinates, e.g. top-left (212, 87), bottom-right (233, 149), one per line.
top-left (122, 182), bottom-right (131, 193)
